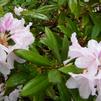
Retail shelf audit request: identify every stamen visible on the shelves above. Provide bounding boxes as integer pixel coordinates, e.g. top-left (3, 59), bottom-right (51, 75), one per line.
top-left (0, 33), bottom-right (10, 47)
top-left (83, 69), bottom-right (88, 74)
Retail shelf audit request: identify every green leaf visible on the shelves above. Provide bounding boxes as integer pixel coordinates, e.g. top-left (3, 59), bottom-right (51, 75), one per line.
top-left (57, 80), bottom-right (71, 101)
top-left (58, 0), bottom-right (67, 6)
top-left (37, 5), bottom-right (57, 14)
top-left (91, 25), bottom-right (101, 39)
top-left (0, 6), bottom-right (4, 17)
top-left (58, 25), bottom-right (72, 38)
top-left (46, 87), bottom-right (59, 101)
top-left (68, 0), bottom-right (80, 16)
top-left (0, 0), bottom-right (9, 6)
top-left (6, 73), bottom-right (28, 87)
top-left (90, 13), bottom-right (101, 38)
top-left (61, 35), bottom-right (69, 61)
top-left (21, 74), bottom-right (50, 96)
top-left (15, 49), bottom-right (50, 66)
top-left (58, 64), bottom-right (82, 74)
top-left (33, 93), bottom-right (45, 101)
top-left (82, 15), bottom-right (89, 28)
top-left (22, 10), bottom-right (48, 20)
top-left (41, 27), bottom-right (61, 63)
top-left (66, 18), bottom-right (78, 33)
top-left (48, 70), bottom-right (62, 84)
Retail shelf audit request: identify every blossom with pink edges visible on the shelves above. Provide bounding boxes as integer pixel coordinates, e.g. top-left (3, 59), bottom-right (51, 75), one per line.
top-left (66, 32), bottom-right (101, 101)
top-left (0, 13), bottom-right (35, 76)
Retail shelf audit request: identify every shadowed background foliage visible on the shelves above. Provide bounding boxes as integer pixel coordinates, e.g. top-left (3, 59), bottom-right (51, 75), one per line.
top-left (1, 0), bottom-right (101, 101)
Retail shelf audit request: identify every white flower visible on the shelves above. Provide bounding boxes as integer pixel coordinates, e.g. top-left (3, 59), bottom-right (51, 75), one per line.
top-left (66, 72), bottom-right (96, 99)
top-left (0, 45), bottom-right (11, 76)
top-left (0, 84), bottom-right (21, 101)
top-left (0, 12), bottom-right (35, 76)
top-left (65, 33), bottom-right (101, 100)
top-left (65, 32), bottom-right (101, 75)
top-left (4, 89), bottom-right (20, 101)
top-left (14, 6), bottom-right (26, 16)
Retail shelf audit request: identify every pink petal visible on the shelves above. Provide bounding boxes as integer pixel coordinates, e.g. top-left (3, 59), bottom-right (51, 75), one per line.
top-left (75, 56), bottom-right (94, 68)
top-left (66, 77), bottom-right (78, 89)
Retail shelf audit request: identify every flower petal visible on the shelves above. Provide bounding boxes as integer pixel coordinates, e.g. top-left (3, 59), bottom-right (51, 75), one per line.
top-left (0, 47), bottom-right (7, 62)
top-left (66, 77), bottom-right (78, 89)
top-left (75, 56), bottom-right (94, 68)
top-left (79, 78), bottom-right (91, 99)
top-left (0, 61), bottom-right (10, 75)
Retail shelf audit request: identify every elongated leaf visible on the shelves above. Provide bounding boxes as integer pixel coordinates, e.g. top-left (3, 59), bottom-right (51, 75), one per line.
top-left (0, 6), bottom-right (4, 17)
top-left (58, 0), bottom-right (67, 6)
top-left (58, 64), bottom-right (82, 74)
top-left (37, 5), bottom-right (57, 14)
top-left (45, 27), bottom-right (61, 63)
top-left (90, 13), bottom-right (101, 38)
top-left (6, 73), bottom-right (28, 87)
top-left (15, 49), bottom-right (50, 66)
top-left (0, 0), bottom-right (9, 6)
top-left (22, 10), bottom-right (48, 20)
top-left (33, 93), bottom-right (45, 101)
top-left (48, 70), bottom-right (62, 84)
top-left (68, 0), bottom-right (80, 16)
top-left (21, 74), bottom-right (50, 96)
top-left (58, 25), bottom-right (72, 38)
top-left (57, 80), bottom-right (71, 101)
top-left (91, 25), bottom-right (101, 39)
top-left (61, 35), bottom-right (69, 61)
top-left (46, 87), bottom-right (59, 101)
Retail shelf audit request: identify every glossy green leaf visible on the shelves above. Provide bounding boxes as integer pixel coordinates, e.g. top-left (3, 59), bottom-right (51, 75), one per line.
top-left (0, 0), bottom-right (9, 6)
top-left (48, 70), bottom-right (62, 84)
top-left (15, 49), bottom-right (50, 66)
top-left (58, 25), bottom-right (71, 38)
top-left (21, 74), bottom-right (50, 96)
top-left (68, 0), bottom-right (80, 16)
top-left (58, 0), bottom-right (67, 6)
top-left (22, 10), bottom-right (48, 20)
top-left (42, 27), bottom-right (61, 63)
top-left (57, 80), bottom-right (71, 101)
top-left (0, 6), bottom-right (4, 16)
top-left (82, 16), bottom-right (89, 28)
top-left (90, 14), bottom-right (101, 38)
top-left (46, 87), bottom-right (59, 101)
top-left (37, 5), bottom-right (57, 14)
top-left (6, 73), bottom-right (28, 87)
top-left (33, 93), bottom-right (45, 101)
top-left (91, 25), bottom-right (101, 39)
top-left (61, 35), bottom-right (69, 61)
top-left (58, 64), bottom-right (82, 74)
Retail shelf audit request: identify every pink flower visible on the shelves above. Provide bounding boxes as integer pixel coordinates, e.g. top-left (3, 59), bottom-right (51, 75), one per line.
top-left (0, 13), bottom-right (13, 33)
top-left (0, 83), bottom-right (22, 101)
top-left (66, 70), bottom-right (101, 101)
top-left (0, 12), bottom-right (35, 76)
top-left (0, 45), bottom-right (11, 76)
top-left (10, 22), bottom-right (35, 49)
top-left (66, 72), bottom-right (96, 99)
top-left (4, 89), bottom-right (20, 101)
top-left (66, 32), bottom-right (101, 75)
top-left (66, 33), bottom-right (101, 100)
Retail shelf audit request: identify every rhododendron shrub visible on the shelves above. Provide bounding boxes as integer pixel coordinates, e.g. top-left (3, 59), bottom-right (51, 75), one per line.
top-left (0, 0), bottom-right (101, 101)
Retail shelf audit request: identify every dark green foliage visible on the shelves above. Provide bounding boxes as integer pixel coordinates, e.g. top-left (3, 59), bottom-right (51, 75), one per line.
top-left (1, 0), bottom-right (101, 101)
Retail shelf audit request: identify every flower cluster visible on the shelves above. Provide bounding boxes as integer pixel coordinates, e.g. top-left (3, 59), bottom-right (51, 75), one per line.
top-left (0, 12), bottom-right (34, 77)
top-left (66, 32), bottom-right (101, 101)
top-left (0, 8), bottom-right (35, 100)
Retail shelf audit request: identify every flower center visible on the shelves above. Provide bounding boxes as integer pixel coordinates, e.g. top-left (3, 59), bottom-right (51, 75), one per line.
top-left (0, 33), bottom-right (10, 47)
